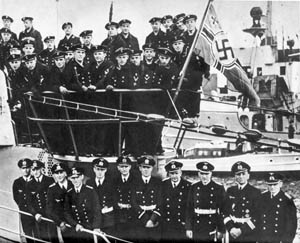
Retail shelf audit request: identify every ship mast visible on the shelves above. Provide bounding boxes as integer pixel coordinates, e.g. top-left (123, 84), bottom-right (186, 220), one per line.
top-left (265, 1), bottom-right (272, 46)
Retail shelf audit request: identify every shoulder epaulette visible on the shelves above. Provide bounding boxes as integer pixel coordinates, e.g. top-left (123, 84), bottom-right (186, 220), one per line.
top-left (284, 192), bottom-right (293, 199)
top-left (86, 185), bottom-right (94, 190)
top-left (214, 181), bottom-right (223, 186)
top-left (162, 177), bottom-right (170, 182)
top-left (262, 190), bottom-right (268, 194)
top-left (67, 188), bottom-right (73, 192)
top-left (49, 183), bottom-right (56, 188)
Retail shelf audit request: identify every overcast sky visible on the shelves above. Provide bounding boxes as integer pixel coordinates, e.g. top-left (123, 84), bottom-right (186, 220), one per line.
top-left (0, 0), bottom-right (299, 49)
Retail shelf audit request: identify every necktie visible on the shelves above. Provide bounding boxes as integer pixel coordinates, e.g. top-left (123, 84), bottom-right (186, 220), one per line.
top-left (173, 183), bottom-right (176, 188)
top-left (145, 179), bottom-right (148, 184)
top-left (123, 178), bottom-right (126, 183)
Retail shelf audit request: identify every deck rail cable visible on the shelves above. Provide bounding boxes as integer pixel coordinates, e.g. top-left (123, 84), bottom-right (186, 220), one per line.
top-left (25, 91), bottom-right (300, 148)
top-left (0, 205), bottom-right (134, 243)
top-left (24, 91), bottom-right (182, 125)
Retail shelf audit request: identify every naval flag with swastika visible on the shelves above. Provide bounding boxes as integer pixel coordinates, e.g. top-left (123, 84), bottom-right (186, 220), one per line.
top-left (194, 3), bottom-right (260, 107)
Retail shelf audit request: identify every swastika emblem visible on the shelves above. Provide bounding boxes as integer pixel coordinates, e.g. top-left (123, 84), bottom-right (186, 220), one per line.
top-left (211, 32), bottom-right (235, 67)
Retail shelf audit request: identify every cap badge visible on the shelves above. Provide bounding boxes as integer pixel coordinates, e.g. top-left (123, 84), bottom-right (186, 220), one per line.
top-left (203, 165), bottom-right (208, 170)
top-left (270, 176), bottom-right (275, 181)
top-left (145, 159), bottom-right (149, 164)
top-left (171, 164), bottom-right (176, 169)
top-left (99, 162), bottom-right (103, 166)
top-left (122, 158), bottom-right (127, 163)
top-left (238, 165), bottom-right (243, 170)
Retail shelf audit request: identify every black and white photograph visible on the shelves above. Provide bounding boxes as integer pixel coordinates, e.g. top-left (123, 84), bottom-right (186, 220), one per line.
top-left (0, 0), bottom-right (299, 242)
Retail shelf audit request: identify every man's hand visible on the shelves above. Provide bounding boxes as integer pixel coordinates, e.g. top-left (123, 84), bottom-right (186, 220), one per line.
top-left (35, 213), bottom-right (42, 223)
top-left (82, 85), bottom-right (88, 92)
top-left (75, 224), bottom-right (83, 232)
top-left (230, 227), bottom-right (242, 239)
top-left (145, 220), bottom-right (155, 228)
top-left (59, 86), bottom-right (69, 94)
top-left (60, 221), bottom-right (67, 232)
top-left (88, 85), bottom-right (96, 91)
top-left (93, 228), bottom-right (101, 234)
top-left (186, 230), bottom-right (193, 239)
top-left (106, 85), bottom-right (114, 91)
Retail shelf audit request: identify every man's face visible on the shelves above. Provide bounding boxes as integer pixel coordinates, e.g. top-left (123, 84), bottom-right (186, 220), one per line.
top-left (116, 54), bottom-right (128, 66)
top-left (172, 41), bottom-right (185, 53)
top-left (117, 164), bottom-right (131, 176)
top-left (31, 167), bottom-right (42, 179)
top-left (54, 171), bottom-right (67, 184)
top-left (185, 19), bottom-right (196, 31)
top-left (54, 57), bottom-right (66, 69)
top-left (1, 32), bottom-right (11, 42)
top-left (176, 20), bottom-right (186, 30)
top-left (24, 20), bottom-right (32, 29)
top-left (93, 167), bottom-right (107, 179)
top-left (45, 39), bottom-right (55, 50)
top-left (108, 26), bottom-right (118, 37)
top-left (158, 55), bottom-right (171, 66)
top-left (144, 49), bottom-right (155, 60)
top-left (9, 60), bottom-right (21, 71)
top-left (82, 35), bottom-right (92, 46)
top-left (151, 21), bottom-right (161, 32)
top-left (130, 55), bottom-right (141, 66)
top-left (163, 19), bottom-right (173, 29)
top-left (268, 182), bottom-right (282, 196)
top-left (235, 171), bottom-right (250, 185)
top-left (65, 52), bottom-right (74, 62)
top-left (94, 51), bottom-right (106, 63)
top-left (120, 23), bottom-right (130, 34)
top-left (139, 165), bottom-right (153, 177)
top-left (74, 50), bottom-right (85, 62)
top-left (199, 171), bottom-right (212, 184)
top-left (64, 25), bottom-right (72, 35)
top-left (3, 19), bottom-right (11, 28)
top-left (22, 44), bottom-right (34, 55)
top-left (21, 167), bottom-right (31, 177)
top-left (70, 175), bottom-right (83, 188)
top-left (169, 170), bottom-right (182, 183)
top-left (25, 58), bottom-right (37, 71)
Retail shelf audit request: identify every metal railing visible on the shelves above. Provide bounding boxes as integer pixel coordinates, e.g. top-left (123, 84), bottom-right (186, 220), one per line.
top-left (0, 204), bottom-right (133, 243)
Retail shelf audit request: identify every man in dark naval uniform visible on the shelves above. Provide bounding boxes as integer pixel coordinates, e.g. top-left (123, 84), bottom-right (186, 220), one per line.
top-left (118, 19), bottom-right (139, 51)
top-left (47, 163), bottom-right (73, 243)
top-left (1, 15), bottom-right (18, 41)
top-left (145, 17), bottom-right (166, 48)
top-left (186, 161), bottom-right (226, 243)
top-left (57, 22), bottom-right (81, 50)
top-left (27, 160), bottom-right (55, 242)
top-left (114, 156), bottom-right (137, 240)
top-left (64, 166), bottom-right (101, 243)
top-left (101, 21), bottom-right (126, 61)
top-left (80, 30), bottom-right (95, 65)
top-left (86, 158), bottom-right (115, 235)
top-left (38, 36), bottom-right (56, 68)
top-left (19, 17), bottom-right (43, 53)
top-left (259, 172), bottom-right (297, 243)
top-left (183, 14), bottom-right (198, 51)
top-left (161, 161), bottom-right (191, 242)
top-left (12, 158), bottom-right (35, 243)
top-left (142, 42), bottom-right (156, 71)
top-left (223, 161), bottom-right (261, 243)
top-left (172, 34), bottom-right (210, 117)
top-left (131, 156), bottom-right (162, 242)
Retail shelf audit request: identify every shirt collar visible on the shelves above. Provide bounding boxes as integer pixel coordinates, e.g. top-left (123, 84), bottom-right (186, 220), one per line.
top-left (59, 180), bottom-right (68, 189)
top-left (122, 174), bottom-right (130, 181)
top-left (238, 182), bottom-right (247, 190)
top-left (75, 184), bottom-right (83, 193)
top-left (142, 175), bottom-right (151, 183)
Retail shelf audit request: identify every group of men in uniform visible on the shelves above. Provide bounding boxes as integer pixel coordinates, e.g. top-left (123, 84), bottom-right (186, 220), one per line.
top-left (13, 157), bottom-right (298, 243)
top-left (2, 13), bottom-right (210, 156)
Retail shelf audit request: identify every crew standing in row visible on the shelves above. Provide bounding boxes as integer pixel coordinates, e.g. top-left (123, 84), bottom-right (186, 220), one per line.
top-left (12, 158), bottom-right (298, 243)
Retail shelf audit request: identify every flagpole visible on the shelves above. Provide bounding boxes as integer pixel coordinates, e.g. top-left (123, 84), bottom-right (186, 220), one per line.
top-left (172, 0), bottom-right (213, 105)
